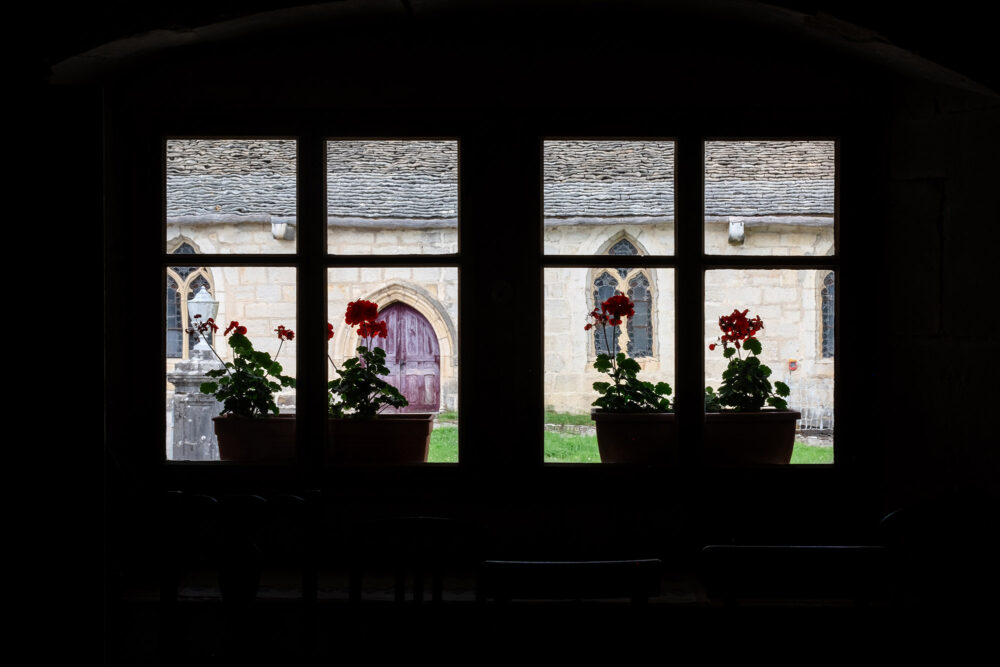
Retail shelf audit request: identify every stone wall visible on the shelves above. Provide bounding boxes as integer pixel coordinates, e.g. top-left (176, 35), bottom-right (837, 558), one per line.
top-left (541, 223), bottom-right (835, 416)
top-left (168, 219), bottom-right (835, 425)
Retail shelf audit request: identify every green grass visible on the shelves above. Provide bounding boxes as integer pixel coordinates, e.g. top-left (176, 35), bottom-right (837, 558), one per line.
top-left (789, 441), bottom-right (834, 464)
top-left (543, 431), bottom-right (601, 462)
top-left (542, 433), bottom-right (834, 464)
top-left (437, 410), bottom-right (592, 425)
top-left (428, 424), bottom-right (459, 462)
top-left (543, 410), bottom-right (594, 426)
top-left (430, 412), bottom-right (833, 464)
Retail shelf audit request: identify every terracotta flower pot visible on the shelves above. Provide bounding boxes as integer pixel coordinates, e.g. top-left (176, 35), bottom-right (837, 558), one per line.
top-left (703, 410), bottom-right (801, 465)
top-left (213, 414), bottom-right (296, 463)
top-left (591, 410), bottom-right (678, 464)
top-left (327, 413), bottom-right (434, 464)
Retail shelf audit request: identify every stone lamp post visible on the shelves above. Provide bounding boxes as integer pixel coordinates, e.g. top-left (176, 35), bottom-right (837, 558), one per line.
top-left (188, 285), bottom-right (219, 359)
top-left (166, 286), bottom-right (225, 460)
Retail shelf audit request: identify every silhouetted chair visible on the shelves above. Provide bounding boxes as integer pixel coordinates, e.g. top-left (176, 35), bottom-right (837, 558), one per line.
top-left (158, 491), bottom-right (221, 655)
top-left (159, 491), bottom-right (315, 656)
top-left (699, 544), bottom-right (890, 607)
top-left (476, 559), bottom-right (662, 605)
top-left (879, 491), bottom-right (1000, 612)
top-left (347, 516), bottom-right (480, 604)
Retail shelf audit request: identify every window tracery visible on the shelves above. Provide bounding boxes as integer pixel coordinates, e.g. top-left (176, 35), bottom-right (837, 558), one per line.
top-left (592, 238), bottom-right (653, 359)
top-left (166, 242), bottom-right (215, 359)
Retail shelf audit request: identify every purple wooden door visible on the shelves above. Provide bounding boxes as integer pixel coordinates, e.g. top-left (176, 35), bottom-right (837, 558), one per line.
top-left (377, 303), bottom-right (441, 413)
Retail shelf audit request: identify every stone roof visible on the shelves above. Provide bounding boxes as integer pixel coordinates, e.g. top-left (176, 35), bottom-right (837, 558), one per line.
top-left (544, 140), bottom-right (834, 220)
top-left (166, 139), bottom-right (834, 224)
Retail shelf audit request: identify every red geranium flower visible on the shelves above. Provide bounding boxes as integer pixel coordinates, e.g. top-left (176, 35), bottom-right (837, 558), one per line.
top-left (275, 325), bottom-right (294, 341)
top-left (187, 315), bottom-right (219, 336)
top-left (345, 299), bottom-right (379, 326)
top-left (601, 294), bottom-right (635, 320)
top-left (357, 319), bottom-right (388, 339)
top-left (224, 320), bottom-right (241, 336)
top-left (710, 308), bottom-right (764, 350)
top-left (327, 322), bottom-right (335, 340)
top-left (584, 307), bottom-right (610, 331)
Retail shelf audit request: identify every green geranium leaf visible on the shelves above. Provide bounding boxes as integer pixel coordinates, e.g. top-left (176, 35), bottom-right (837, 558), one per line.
top-left (767, 396), bottom-right (788, 411)
top-left (723, 347), bottom-right (736, 358)
top-left (743, 338), bottom-right (762, 355)
top-left (619, 357), bottom-right (641, 374)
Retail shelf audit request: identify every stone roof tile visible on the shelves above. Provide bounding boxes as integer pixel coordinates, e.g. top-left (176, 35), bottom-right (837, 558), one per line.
top-left (166, 139), bottom-right (834, 222)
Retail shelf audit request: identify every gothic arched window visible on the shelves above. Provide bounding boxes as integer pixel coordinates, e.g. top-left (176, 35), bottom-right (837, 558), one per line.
top-left (592, 239), bottom-right (653, 358)
top-left (166, 242), bottom-right (215, 359)
top-left (821, 271), bottom-right (835, 358)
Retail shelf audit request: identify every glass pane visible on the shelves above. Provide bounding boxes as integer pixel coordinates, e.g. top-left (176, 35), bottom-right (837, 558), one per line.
top-left (165, 266), bottom-right (297, 461)
top-left (166, 276), bottom-right (182, 359)
top-left (544, 141), bottom-right (675, 255)
top-left (166, 140), bottom-right (297, 254)
top-left (704, 140), bottom-right (835, 256)
top-left (327, 141), bottom-right (458, 255)
top-left (544, 267), bottom-right (675, 463)
top-left (705, 269), bottom-right (834, 464)
top-left (327, 267), bottom-right (458, 463)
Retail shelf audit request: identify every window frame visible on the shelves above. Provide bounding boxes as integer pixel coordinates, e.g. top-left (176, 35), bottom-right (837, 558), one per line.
top-left (159, 134), bottom-right (463, 467)
top-left (120, 119), bottom-right (846, 480)
top-left (541, 135), bottom-right (840, 467)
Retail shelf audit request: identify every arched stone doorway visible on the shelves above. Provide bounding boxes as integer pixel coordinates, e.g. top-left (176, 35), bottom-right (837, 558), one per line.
top-left (377, 302), bottom-right (441, 413)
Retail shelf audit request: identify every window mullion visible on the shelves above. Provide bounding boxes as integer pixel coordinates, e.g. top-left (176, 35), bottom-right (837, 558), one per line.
top-left (297, 134), bottom-right (327, 473)
top-left (674, 135), bottom-right (705, 465)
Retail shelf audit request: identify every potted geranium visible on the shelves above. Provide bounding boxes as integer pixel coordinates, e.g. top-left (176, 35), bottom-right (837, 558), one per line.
top-left (194, 317), bottom-right (297, 463)
top-left (585, 293), bottom-right (675, 464)
top-left (327, 299), bottom-right (433, 464)
top-left (704, 308), bottom-right (799, 465)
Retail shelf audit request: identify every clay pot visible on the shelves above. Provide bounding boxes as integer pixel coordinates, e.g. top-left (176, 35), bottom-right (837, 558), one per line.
top-left (703, 410), bottom-right (801, 465)
top-left (213, 414), bottom-right (296, 463)
top-left (591, 410), bottom-right (678, 464)
top-left (328, 413), bottom-right (434, 464)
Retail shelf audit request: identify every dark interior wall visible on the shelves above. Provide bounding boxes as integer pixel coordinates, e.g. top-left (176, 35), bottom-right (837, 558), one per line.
top-left (77, 2), bottom-right (998, 566)
top-left (879, 82), bottom-right (999, 506)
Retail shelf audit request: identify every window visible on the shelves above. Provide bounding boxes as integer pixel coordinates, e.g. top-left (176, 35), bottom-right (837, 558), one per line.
top-left (543, 139), bottom-right (836, 464)
top-left (163, 139), bottom-right (459, 463)
top-left (155, 134), bottom-right (834, 467)
top-left (591, 239), bottom-right (654, 358)
top-left (704, 141), bottom-right (837, 464)
top-left (543, 140), bottom-right (676, 462)
top-left (165, 242), bottom-right (214, 359)
top-left (821, 272), bottom-right (835, 359)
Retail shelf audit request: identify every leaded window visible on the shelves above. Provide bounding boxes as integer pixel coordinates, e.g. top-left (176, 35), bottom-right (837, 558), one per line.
top-left (166, 243), bottom-right (214, 359)
top-left (627, 273), bottom-right (652, 357)
top-left (166, 275), bottom-right (183, 358)
top-left (609, 238), bottom-right (638, 279)
top-left (821, 272), bottom-right (835, 358)
top-left (592, 239), bottom-right (653, 359)
top-left (593, 271), bottom-right (621, 356)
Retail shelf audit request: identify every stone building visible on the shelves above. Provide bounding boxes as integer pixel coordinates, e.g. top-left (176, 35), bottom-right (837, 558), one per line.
top-left (165, 138), bottom-right (835, 457)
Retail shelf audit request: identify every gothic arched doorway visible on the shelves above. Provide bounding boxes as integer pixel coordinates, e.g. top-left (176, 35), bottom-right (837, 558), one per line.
top-left (377, 302), bottom-right (441, 413)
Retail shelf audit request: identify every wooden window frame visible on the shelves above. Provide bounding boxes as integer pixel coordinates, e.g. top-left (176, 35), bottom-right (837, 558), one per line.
top-left (111, 118), bottom-right (847, 480)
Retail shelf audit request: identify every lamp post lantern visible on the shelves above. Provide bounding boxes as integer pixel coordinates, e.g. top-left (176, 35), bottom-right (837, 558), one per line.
top-left (187, 285), bottom-right (219, 358)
